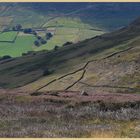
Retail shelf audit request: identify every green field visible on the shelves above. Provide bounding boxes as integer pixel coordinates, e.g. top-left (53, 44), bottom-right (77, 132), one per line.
top-left (0, 17), bottom-right (105, 57)
top-left (43, 17), bottom-right (101, 29)
top-left (0, 34), bottom-right (36, 57)
top-left (35, 27), bottom-right (104, 51)
top-left (0, 26), bottom-right (104, 57)
top-left (0, 31), bottom-right (18, 41)
top-left (35, 17), bottom-right (105, 51)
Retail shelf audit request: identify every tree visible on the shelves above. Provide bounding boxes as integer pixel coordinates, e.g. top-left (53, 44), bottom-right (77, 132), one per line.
top-left (34, 40), bottom-right (40, 47)
top-left (12, 27), bottom-right (16, 31)
top-left (43, 67), bottom-right (52, 76)
top-left (46, 32), bottom-right (53, 40)
top-left (12, 24), bottom-right (22, 31)
top-left (54, 45), bottom-right (59, 51)
top-left (16, 24), bottom-right (22, 30)
top-left (41, 39), bottom-right (47, 44)
top-left (63, 41), bottom-right (73, 46)
top-left (37, 36), bottom-right (42, 40)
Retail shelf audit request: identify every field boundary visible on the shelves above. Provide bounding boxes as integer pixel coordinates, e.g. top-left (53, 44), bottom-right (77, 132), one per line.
top-left (0, 31), bottom-right (19, 43)
top-left (35, 46), bottom-right (134, 92)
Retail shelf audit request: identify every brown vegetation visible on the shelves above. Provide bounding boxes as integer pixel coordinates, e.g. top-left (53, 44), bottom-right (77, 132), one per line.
top-left (0, 89), bottom-right (140, 137)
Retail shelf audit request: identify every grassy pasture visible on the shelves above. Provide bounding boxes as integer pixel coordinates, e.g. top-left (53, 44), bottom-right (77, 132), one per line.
top-left (0, 17), bottom-right (104, 57)
top-left (43, 17), bottom-right (97, 29)
top-left (35, 27), bottom-right (104, 51)
top-left (0, 34), bottom-right (36, 57)
top-left (0, 31), bottom-right (18, 42)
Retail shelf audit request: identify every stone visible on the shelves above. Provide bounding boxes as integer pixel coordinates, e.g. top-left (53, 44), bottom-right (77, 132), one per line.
top-left (80, 90), bottom-right (88, 96)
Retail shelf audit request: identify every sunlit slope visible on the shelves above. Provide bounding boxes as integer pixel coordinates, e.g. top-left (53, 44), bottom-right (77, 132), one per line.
top-left (0, 17), bottom-right (104, 57)
top-left (35, 17), bottom-right (104, 51)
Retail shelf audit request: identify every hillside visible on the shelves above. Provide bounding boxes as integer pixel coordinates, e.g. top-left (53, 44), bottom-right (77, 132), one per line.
top-left (1, 3), bottom-right (140, 30)
top-left (0, 16), bottom-right (139, 94)
top-left (0, 3), bottom-right (106, 57)
top-left (0, 3), bottom-right (140, 138)
top-left (1, 3), bottom-right (140, 57)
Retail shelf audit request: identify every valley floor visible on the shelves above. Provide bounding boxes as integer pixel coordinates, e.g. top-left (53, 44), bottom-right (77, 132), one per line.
top-left (0, 88), bottom-right (140, 137)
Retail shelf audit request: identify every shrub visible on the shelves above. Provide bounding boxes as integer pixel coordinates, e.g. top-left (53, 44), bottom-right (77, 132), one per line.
top-left (37, 36), bottom-right (42, 40)
top-left (2, 55), bottom-right (12, 60)
top-left (63, 41), bottom-right (73, 46)
top-left (34, 40), bottom-right (40, 47)
top-left (12, 24), bottom-right (22, 31)
top-left (16, 24), bottom-right (22, 30)
top-left (22, 51), bottom-right (36, 56)
top-left (12, 27), bottom-right (16, 31)
top-left (33, 31), bottom-right (37, 36)
top-left (22, 53), bottom-right (27, 56)
top-left (41, 39), bottom-right (47, 44)
top-left (43, 68), bottom-right (52, 76)
top-left (46, 32), bottom-right (53, 40)
top-left (54, 45), bottom-right (59, 51)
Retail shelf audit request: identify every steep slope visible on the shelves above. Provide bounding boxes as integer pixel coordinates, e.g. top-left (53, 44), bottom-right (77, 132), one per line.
top-left (0, 17), bottom-right (140, 93)
top-left (23, 37), bottom-right (140, 93)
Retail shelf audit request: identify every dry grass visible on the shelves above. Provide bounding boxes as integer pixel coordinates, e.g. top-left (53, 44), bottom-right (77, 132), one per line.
top-left (0, 92), bottom-right (140, 137)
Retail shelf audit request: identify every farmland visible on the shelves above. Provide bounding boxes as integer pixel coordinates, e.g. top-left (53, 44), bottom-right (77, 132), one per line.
top-left (0, 34), bottom-right (36, 57)
top-left (35, 27), bottom-right (104, 51)
top-left (0, 17), bottom-right (104, 57)
top-left (0, 31), bottom-right (18, 42)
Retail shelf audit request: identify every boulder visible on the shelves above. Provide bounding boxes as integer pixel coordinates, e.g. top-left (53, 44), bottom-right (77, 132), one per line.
top-left (80, 90), bottom-right (88, 96)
